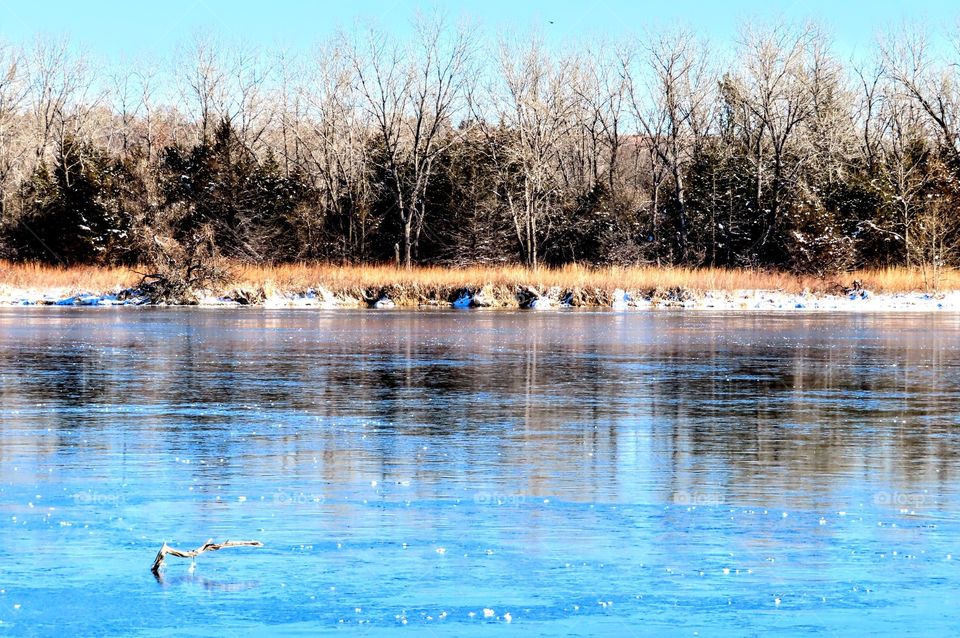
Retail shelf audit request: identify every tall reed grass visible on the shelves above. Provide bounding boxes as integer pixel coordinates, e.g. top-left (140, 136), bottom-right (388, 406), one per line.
top-left (1, 260), bottom-right (957, 297)
top-left (0, 261), bottom-right (139, 293)
top-left (232, 263), bottom-right (959, 295)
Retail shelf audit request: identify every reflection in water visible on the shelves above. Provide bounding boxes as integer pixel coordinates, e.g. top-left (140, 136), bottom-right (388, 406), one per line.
top-left (1, 309), bottom-right (959, 636)
top-left (152, 569), bottom-right (261, 592)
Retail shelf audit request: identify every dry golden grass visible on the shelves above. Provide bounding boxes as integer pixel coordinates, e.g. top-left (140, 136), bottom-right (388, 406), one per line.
top-left (0, 261), bottom-right (138, 294)
top-left (233, 263), bottom-right (960, 295)
top-left (852, 267), bottom-right (960, 293)
top-left (2, 260), bottom-right (958, 299)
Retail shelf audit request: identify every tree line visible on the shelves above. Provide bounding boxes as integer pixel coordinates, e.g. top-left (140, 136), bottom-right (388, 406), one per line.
top-left (0, 17), bottom-right (959, 274)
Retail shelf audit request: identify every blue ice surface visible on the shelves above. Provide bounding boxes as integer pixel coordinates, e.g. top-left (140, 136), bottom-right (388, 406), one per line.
top-left (1, 309), bottom-right (959, 636)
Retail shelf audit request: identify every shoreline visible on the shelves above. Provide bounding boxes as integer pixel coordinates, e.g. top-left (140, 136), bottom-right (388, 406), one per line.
top-left (2, 263), bottom-right (959, 312)
top-left (2, 285), bottom-right (959, 312)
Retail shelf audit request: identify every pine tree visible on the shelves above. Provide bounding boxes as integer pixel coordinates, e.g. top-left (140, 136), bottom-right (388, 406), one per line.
top-left (5, 137), bottom-right (135, 264)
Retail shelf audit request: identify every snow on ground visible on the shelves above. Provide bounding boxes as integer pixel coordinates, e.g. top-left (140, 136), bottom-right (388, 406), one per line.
top-left (1, 286), bottom-right (960, 311)
top-left (0, 289), bottom-right (144, 306)
top-left (612, 289), bottom-right (632, 310)
top-left (684, 289), bottom-right (960, 312)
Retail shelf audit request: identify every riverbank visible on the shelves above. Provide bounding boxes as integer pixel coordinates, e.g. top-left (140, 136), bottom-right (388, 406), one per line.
top-left (1, 262), bottom-right (958, 311)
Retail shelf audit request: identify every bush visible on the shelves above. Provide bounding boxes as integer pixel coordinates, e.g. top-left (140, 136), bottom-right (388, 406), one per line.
top-left (135, 226), bottom-right (232, 304)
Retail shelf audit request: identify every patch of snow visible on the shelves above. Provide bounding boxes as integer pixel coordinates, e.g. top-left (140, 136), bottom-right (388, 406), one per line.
top-left (612, 288), bottom-right (631, 310)
top-left (373, 297), bottom-right (396, 309)
top-left (263, 292), bottom-right (340, 309)
top-left (529, 297), bottom-right (554, 310)
top-left (195, 294), bottom-right (239, 306)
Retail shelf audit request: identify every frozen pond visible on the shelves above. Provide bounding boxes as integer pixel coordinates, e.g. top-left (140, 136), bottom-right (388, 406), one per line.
top-left (1, 308), bottom-right (959, 636)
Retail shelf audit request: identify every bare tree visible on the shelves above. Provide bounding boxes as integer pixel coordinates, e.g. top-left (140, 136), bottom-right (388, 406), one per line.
top-left (854, 59), bottom-right (886, 174)
top-left (178, 35), bottom-right (228, 143)
top-left (27, 36), bottom-right (90, 164)
top-left (351, 15), bottom-right (472, 267)
top-left (582, 43), bottom-right (630, 197)
top-left (882, 24), bottom-right (960, 166)
top-left (910, 173), bottom-right (960, 290)
top-left (231, 43), bottom-right (275, 152)
top-left (724, 22), bottom-right (825, 252)
top-left (274, 48), bottom-right (303, 176)
top-left (110, 61), bottom-right (144, 157)
top-left (624, 28), bottom-right (714, 261)
top-left (875, 82), bottom-right (935, 265)
top-left (487, 38), bottom-right (575, 269)
top-left (0, 40), bottom-right (27, 216)
top-left (296, 41), bottom-right (373, 259)
top-left (134, 60), bottom-right (163, 164)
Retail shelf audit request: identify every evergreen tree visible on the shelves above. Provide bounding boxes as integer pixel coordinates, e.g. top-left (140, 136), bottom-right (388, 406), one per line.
top-left (158, 119), bottom-right (315, 262)
top-left (5, 137), bottom-right (136, 264)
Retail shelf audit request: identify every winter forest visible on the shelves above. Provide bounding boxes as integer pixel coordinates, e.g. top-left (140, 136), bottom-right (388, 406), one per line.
top-left (1, 17), bottom-right (959, 274)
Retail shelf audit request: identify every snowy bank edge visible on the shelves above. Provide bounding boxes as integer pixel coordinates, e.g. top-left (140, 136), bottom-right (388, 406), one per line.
top-left (2, 287), bottom-right (960, 312)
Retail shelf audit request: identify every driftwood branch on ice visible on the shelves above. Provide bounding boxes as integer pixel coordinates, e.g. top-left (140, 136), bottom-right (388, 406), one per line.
top-left (151, 539), bottom-right (263, 574)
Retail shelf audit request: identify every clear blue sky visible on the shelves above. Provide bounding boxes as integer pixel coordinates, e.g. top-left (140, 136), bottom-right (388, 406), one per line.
top-left (0, 0), bottom-right (956, 60)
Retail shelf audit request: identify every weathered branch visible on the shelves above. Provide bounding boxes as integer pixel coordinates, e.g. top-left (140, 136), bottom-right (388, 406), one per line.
top-left (151, 539), bottom-right (263, 574)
